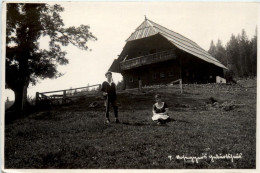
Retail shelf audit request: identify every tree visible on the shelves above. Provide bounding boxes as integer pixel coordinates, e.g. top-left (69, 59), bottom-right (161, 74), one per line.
top-left (208, 28), bottom-right (257, 79)
top-left (238, 29), bottom-right (251, 77)
top-left (6, 3), bottom-right (97, 111)
top-left (215, 40), bottom-right (227, 66)
top-left (208, 40), bottom-right (227, 66)
top-left (208, 40), bottom-right (217, 57)
top-left (116, 80), bottom-right (124, 91)
top-left (226, 34), bottom-right (240, 77)
top-left (249, 27), bottom-right (257, 76)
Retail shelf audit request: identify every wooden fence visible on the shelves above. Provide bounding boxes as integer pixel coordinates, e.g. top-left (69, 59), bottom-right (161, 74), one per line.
top-left (35, 79), bottom-right (183, 105)
top-left (36, 84), bottom-right (101, 105)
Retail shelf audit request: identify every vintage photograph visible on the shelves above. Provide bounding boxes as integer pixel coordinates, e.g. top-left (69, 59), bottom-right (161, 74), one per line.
top-left (2, 1), bottom-right (258, 170)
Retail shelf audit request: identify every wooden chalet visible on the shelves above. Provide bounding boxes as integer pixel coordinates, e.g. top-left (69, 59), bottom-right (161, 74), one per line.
top-left (109, 18), bottom-right (227, 89)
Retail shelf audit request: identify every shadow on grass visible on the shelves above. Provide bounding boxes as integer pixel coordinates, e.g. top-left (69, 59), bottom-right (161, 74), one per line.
top-left (175, 119), bottom-right (192, 124)
top-left (121, 122), bottom-right (153, 126)
top-left (121, 118), bottom-right (180, 126)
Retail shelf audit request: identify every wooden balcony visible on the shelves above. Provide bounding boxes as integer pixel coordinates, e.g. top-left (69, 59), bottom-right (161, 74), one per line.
top-left (120, 49), bottom-right (177, 70)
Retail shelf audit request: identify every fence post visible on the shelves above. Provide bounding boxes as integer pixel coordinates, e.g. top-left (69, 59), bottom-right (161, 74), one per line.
top-left (138, 79), bottom-right (142, 92)
top-left (36, 92), bottom-right (39, 105)
top-left (98, 84), bottom-right (102, 96)
top-left (180, 79), bottom-right (183, 94)
top-left (63, 90), bottom-right (66, 104)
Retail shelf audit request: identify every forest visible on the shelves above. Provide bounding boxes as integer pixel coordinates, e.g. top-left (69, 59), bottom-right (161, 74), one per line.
top-left (208, 29), bottom-right (257, 78)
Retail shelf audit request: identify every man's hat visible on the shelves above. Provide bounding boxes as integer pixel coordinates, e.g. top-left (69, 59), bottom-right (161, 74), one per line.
top-left (105, 71), bottom-right (112, 76)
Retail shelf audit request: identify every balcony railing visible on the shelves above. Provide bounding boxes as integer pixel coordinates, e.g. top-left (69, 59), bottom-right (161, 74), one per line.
top-left (120, 49), bottom-right (176, 70)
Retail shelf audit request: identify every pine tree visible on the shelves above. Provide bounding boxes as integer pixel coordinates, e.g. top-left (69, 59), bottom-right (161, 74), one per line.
top-left (250, 27), bottom-right (257, 76)
top-left (238, 29), bottom-right (250, 77)
top-left (226, 34), bottom-right (240, 77)
top-left (208, 40), bottom-right (217, 57)
top-left (209, 29), bottom-right (257, 79)
top-left (215, 40), bottom-right (227, 66)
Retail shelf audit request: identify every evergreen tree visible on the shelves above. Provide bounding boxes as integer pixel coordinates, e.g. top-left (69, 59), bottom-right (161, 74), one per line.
top-left (208, 40), bottom-right (217, 57)
top-left (226, 34), bottom-right (240, 77)
top-left (215, 40), bottom-right (227, 66)
top-left (238, 29), bottom-right (251, 77)
top-left (208, 29), bottom-right (257, 78)
top-left (249, 27), bottom-right (257, 76)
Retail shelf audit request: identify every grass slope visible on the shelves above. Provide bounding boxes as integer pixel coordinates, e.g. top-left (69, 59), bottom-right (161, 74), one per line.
top-left (5, 79), bottom-right (256, 168)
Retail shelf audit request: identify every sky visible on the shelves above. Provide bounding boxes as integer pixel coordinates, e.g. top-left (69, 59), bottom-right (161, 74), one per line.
top-left (3, 2), bottom-right (259, 101)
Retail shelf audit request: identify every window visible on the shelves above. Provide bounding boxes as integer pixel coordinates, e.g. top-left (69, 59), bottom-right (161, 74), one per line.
top-left (153, 74), bottom-right (157, 79)
top-left (129, 76), bottom-right (133, 82)
top-left (150, 49), bottom-right (156, 54)
top-left (160, 72), bottom-right (165, 78)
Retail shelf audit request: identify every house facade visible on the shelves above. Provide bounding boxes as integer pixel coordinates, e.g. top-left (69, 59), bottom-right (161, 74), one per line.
top-left (109, 19), bottom-right (227, 89)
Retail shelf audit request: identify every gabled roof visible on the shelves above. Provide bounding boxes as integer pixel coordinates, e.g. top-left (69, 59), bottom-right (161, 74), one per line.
top-left (126, 19), bottom-right (227, 69)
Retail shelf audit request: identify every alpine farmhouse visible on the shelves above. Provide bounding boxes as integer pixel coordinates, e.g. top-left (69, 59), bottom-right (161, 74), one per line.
top-left (109, 18), bottom-right (227, 89)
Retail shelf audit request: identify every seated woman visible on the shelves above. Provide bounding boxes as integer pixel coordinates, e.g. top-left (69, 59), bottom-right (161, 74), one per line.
top-left (152, 94), bottom-right (170, 124)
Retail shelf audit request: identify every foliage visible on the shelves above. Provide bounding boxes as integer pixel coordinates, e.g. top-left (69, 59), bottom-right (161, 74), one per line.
top-left (208, 28), bottom-right (257, 78)
top-left (116, 80), bottom-right (125, 91)
top-left (6, 3), bottom-right (97, 110)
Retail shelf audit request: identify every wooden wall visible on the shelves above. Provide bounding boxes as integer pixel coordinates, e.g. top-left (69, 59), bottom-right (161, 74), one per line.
top-left (120, 34), bottom-right (175, 61)
top-left (119, 34), bottom-right (225, 88)
top-left (122, 57), bottom-right (224, 89)
top-left (122, 59), bottom-right (180, 89)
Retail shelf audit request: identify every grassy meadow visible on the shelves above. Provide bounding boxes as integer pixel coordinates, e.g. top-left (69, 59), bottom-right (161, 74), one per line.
top-left (4, 78), bottom-right (256, 169)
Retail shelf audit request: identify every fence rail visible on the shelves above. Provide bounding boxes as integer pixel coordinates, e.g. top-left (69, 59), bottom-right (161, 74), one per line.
top-left (36, 84), bottom-right (101, 105)
top-left (35, 79), bottom-right (183, 106)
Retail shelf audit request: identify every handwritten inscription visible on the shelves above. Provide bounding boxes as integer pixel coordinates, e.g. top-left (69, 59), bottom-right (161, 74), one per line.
top-left (168, 153), bottom-right (242, 163)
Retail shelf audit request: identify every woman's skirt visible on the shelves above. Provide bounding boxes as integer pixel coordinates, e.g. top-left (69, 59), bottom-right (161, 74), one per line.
top-left (152, 114), bottom-right (169, 121)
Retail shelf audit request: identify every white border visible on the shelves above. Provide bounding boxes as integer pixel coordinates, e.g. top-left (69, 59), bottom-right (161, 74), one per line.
top-left (1, 1), bottom-right (260, 173)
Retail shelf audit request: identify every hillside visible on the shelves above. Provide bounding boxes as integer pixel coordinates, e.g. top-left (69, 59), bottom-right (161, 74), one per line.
top-left (4, 78), bottom-right (256, 169)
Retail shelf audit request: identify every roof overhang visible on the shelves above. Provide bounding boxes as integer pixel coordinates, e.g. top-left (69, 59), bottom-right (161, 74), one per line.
top-left (108, 59), bottom-right (120, 73)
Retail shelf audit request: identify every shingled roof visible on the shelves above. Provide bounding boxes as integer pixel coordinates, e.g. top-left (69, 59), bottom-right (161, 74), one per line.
top-left (126, 19), bottom-right (227, 69)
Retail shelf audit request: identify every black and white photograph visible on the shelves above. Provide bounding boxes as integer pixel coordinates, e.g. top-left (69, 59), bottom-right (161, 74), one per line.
top-left (1, 1), bottom-right (259, 171)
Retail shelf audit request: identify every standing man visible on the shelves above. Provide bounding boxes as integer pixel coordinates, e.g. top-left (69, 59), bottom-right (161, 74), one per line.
top-left (101, 71), bottom-right (119, 124)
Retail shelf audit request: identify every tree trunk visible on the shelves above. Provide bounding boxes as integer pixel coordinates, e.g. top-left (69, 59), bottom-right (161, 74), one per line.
top-left (12, 50), bottom-right (30, 111)
top-left (9, 81), bottom-right (29, 112)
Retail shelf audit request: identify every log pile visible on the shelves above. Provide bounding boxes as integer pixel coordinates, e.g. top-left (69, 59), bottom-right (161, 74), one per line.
top-left (205, 98), bottom-right (244, 111)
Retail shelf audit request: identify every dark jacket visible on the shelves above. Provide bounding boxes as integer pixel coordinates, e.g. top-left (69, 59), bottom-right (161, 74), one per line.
top-left (101, 81), bottom-right (117, 100)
